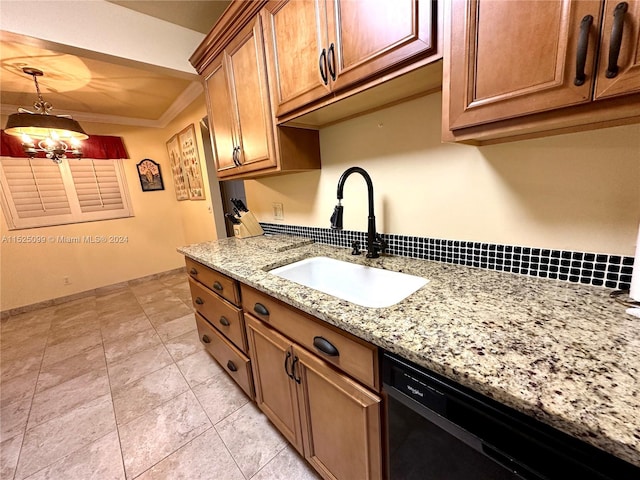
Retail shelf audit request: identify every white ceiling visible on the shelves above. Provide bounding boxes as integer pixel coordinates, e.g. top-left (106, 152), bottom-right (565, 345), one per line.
top-left (0, 0), bottom-right (231, 128)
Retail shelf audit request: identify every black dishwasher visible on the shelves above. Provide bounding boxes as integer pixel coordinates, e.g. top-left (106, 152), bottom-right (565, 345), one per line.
top-left (382, 351), bottom-right (640, 480)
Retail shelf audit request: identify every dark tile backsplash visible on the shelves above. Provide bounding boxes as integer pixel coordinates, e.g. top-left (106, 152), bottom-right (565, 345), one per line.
top-left (260, 223), bottom-right (634, 291)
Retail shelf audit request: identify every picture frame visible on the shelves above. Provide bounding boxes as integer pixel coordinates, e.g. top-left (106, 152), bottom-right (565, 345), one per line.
top-left (166, 135), bottom-right (189, 200)
top-left (177, 124), bottom-right (205, 200)
top-left (136, 158), bottom-right (164, 192)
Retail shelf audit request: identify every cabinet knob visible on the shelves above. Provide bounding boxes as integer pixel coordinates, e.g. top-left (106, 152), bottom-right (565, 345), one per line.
top-left (227, 360), bottom-right (238, 372)
top-left (219, 316), bottom-right (230, 327)
top-left (605, 2), bottom-right (629, 79)
top-left (574, 15), bottom-right (593, 86)
top-left (213, 281), bottom-right (223, 291)
top-left (190, 268), bottom-right (198, 275)
top-left (195, 297), bottom-right (204, 305)
top-left (313, 336), bottom-right (339, 356)
top-left (202, 335), bottom-right (211, 344)
top-left (253, 302), bottom-right (269, 316)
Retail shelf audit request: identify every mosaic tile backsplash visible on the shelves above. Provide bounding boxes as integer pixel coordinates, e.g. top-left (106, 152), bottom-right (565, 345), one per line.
top-left (260, 223), bottom-right (634, 291)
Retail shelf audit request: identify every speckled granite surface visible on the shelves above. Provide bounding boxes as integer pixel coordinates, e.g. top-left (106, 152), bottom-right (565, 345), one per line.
top-left (178, 235), bottom-right (640, 468)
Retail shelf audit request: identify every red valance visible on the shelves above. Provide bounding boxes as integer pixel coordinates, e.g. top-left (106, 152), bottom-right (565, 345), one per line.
top-left (0, 130), bottom-right (129, 159)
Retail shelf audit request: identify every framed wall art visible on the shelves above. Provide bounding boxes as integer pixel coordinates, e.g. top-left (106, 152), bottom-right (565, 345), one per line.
top-left (166, 134), bottom-right (189, 201)
top-left (177, 124), bottom-right (205, 200)
top-left (136, 158), bottom-right (164, 192)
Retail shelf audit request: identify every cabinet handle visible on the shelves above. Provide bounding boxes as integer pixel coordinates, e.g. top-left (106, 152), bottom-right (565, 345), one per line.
top-left (313, 336), bottom-right (339, 356)
top-left (219, 316), bottom-right (230, 327)
top-left (574, 15), bottom-right (593, 86)
top-left (605, 2), bottom-right (629, 78)
top-left (212, 281), bottom-right (223, 291)
top-left (195, 297), bottom-right (204, 305)
top-left (232, 146), bottom-right (241, 166)
top-left (284, 350), bottom-right (294, 379)
top-left (202, 335), bottom-right (211, 344)
top-left (189, 268), bottom-right (198, 275)
top-left (319, 48), bottom-right (328, 85)
top-left (327, 43), bottom-right (336, 81)
top-left (226, 360), bottom-right (238, 372)
top-left (292, 356), bottom-right (301, 384)
top-left (253, 302), bottom-right (269, 316)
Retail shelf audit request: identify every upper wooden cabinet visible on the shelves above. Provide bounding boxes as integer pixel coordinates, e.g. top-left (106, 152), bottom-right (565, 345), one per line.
top-left (445, 0), bottom-right (640, 143)
top-left (262, 0), bottom-right (439, 117)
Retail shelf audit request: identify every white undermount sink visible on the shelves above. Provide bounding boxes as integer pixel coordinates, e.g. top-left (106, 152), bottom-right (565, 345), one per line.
top-left (269, 256), bottom-right (428, 308)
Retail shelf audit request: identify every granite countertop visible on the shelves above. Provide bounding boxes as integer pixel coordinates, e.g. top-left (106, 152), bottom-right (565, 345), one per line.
top-left (178, 234), bottom-right (640, 467)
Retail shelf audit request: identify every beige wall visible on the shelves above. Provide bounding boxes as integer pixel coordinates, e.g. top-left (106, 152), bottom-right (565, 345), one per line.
top-left (246, 93), bottom-right (640, 255)
top-left (1, 96), bottom-right (220, 311)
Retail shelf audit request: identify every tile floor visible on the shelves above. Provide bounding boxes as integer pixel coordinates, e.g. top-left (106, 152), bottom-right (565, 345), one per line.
top-left (0, 271), bottom-right (321, 480)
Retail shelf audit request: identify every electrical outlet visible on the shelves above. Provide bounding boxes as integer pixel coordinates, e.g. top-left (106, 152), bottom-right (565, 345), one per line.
top-left (63, 276), bottom-right (71, 285)
top-left (272, 202), bottom-right (284, 220)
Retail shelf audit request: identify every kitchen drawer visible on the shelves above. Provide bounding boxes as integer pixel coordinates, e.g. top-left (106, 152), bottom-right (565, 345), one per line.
top-left (242, 285), bottom-right (379, 391)
top-left (185, 257), bottom-right (241, 306)
top-left (188, 278), bottom-right (247, 353)
top-left (195, 312), bottom-right (254, 399)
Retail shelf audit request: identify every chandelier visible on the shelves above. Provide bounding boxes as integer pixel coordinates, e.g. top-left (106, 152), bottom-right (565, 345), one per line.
top-left (4, 67), bottom-right (88, 164)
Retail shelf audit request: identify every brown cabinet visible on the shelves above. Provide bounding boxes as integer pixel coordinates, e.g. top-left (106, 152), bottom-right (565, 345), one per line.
top-left (445, 0), bottom-right (640, 142)
top-left (246, 314), bottom-right (382, 480)
top-left (262, 0), bottom-right (439, 117)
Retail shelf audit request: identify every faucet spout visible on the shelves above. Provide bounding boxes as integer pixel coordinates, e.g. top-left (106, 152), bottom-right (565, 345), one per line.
top-left (332, 167), bottom-right (386, 258)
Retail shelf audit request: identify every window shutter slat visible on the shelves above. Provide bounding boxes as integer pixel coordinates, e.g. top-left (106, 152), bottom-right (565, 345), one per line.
top-left (68, 160), bottom-right (125, 213)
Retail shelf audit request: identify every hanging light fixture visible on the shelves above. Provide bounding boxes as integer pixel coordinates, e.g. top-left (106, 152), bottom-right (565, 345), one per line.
top-left (4, 67), bottom-right (88, 163)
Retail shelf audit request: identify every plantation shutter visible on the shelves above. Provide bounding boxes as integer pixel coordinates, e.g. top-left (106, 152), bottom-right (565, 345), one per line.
top-left (68, 160), bottom-right (125, 213)
top-left (0, 158), bottom-right (71, 219)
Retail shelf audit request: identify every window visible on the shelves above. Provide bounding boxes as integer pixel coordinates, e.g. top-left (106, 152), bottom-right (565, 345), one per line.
top-left (0, 157), bottom-right (133, 229)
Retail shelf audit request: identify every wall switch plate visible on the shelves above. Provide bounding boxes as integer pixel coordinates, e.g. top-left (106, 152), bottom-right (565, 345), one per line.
top-left (272, 202), bottom-right (284, 220)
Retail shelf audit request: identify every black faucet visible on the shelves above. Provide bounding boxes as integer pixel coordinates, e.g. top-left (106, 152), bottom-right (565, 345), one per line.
top-left (330, 166), bottom-right (387, 258)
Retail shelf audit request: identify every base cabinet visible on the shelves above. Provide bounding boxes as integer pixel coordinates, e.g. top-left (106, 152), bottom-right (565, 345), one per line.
top-left (246, 314), bottom-right (382, 480)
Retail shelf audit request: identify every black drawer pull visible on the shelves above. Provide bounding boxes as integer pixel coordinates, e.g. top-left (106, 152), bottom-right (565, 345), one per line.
top-left (284, 351), bottom-right (293, 379)
top-left (313, 336), bottom-right (339, 356)
top-left (195, 297), bottom-right (204, 305)
top-left (254, 303), bottom-right (269, 316)
top-left (201, 335), bottom-right (211, 344)
top-left (219, 316), bottom-right (230, 327)
top-left (213, 281), bottom-right (223, 291)
top-left (606, 1), bottom-right (629, 78)
top-left (292, 356), bottom-right (301, 384)
top-left (227, 360), bottom-right (238, 372)
top-left (189, 268), bottom-right (198, 275)
top-left (574, 14), bottom-right (593, 86)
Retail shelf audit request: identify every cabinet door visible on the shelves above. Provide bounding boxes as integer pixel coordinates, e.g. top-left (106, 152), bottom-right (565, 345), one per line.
top-left (448, 0), bottom-right (602, 130)
top-left (327, 0), bottom-right (437, 92)
top-left (294, 346), bottom-right (382, 480)
top-left (245, 314), bottom-right (304, 453)
top-left (262, 0), bottom-right (332, 116)
top-left (226, 16), bottom-right (277, 172)
top-left (205, 57), bottom-right (237, 174)
top-left (594, 0), bottom-right (640, 99)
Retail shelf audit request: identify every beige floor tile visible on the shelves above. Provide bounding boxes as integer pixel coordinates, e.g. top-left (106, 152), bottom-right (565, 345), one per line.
top-left (135, 287), bottom-right (177, 306)
top-left (28, 367), bottom-right (110, 429)
top-left (50, 307), bottom-right (96, 330)
top-left (215, 402), bottom-right (287, 478)
top-left (46, 317), bottom-right (101, 347)
top-left (1, 433), bottom-right (23, 480)
top-left (192, 370), bottom-right (250, 425)
top-left (36, 344), bottom-right (106, 393)
top-left (1, 309), bottom-right (54, 338)
top-left (251, 444), bottom-right (321, 480)
top-left (40, 334), bottom-right (102, 369)
top-left (1, 369), bottom-right (38, 408)
top-left (21, 431), bottom-right (125, 480)
top-left (129, 280), bottom-right (167, 298)
top-left (0, 398), bottom-right (30, 441)
top-left (154, 313), bottom-right (196, 342)
top-left (100, 314), bottom-right (155, 344)
top-left (113, 364), bottom-right (189, 425)
top-left (98, 302), bottom-right (146, 325)
top-left (103, 330), bottom-right (162, 365)
top-left (158, 272), bottom-right (188, 288)
top-left (163, 329), bottom-right (205, 362)
top-left (176, 350), bottom-right (224, 387)
top-left (135, 427), bottom-right (244, 480)
top-left (118, 390), bottom-right (211, 479)
top-left (143, 300), bottom-right (193, 328)
top-left (1, 319), bottom-right (51, 350)
top-left (108, 344), bottom-right (173, 392)
top-left (15, 394), bottom-right (116, 480)
top-left (0, 337), bottom-right (47, 383)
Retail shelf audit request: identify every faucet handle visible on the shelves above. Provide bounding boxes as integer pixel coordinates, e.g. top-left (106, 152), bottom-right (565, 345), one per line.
top-left (351, 241), bottom-right (361, 255)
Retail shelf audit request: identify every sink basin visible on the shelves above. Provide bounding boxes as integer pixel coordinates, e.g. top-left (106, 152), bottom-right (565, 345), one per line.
top-left (269, 256), bottom-right (428, 308)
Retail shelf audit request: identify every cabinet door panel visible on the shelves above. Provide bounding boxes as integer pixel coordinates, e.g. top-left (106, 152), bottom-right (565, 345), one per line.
top-left (448, 0), bottom-right (601, 130)
top-left (328, 0), bottom-right (437, 92)
top-left (263, 0), bottom-right (332, 116)
top-left (245, 314), bottom-right (304, 453)
top-left (594, 0), bottom-right (640, 99)
top-left (227, 17), bottom-right (276, 169)
top-left (295, 346), bottom-right (382, 480)
top-left (205, 59), bottom-right (237, 173)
